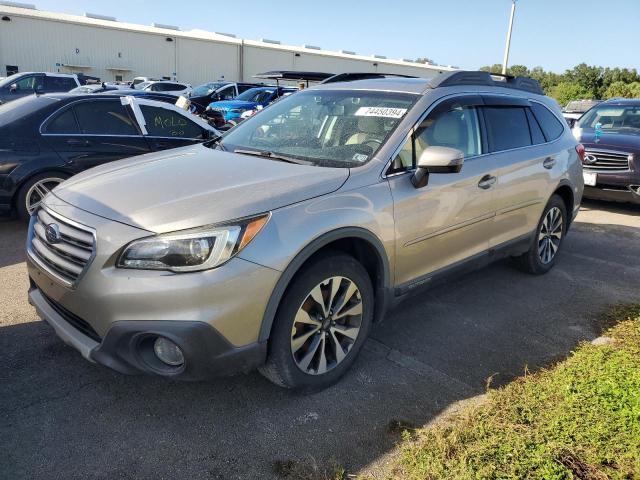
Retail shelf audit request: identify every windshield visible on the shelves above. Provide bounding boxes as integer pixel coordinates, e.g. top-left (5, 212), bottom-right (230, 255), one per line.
top-left (577, 105), bottom-right (640, 135)
top-left (69, 85), bottom-right (100, 94)
top-left (192, 82), bottom-right (227, 97)
top-left (220, 89), bottom-right (416, 167)
top-left (235, 88), bottom-right (276, 103)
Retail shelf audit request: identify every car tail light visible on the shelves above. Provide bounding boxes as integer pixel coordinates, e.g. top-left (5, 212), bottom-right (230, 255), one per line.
top-left (575, 144), bottom-right (586, 163)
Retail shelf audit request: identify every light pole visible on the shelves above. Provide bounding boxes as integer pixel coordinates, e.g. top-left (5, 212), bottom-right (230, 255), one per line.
top-left (502, 0), bottom-right (517, 75)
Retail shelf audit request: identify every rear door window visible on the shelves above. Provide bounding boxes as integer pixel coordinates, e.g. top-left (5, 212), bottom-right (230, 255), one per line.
top-left (483, 107), bottom-right (532, 152)
top-left (140, 104), bottom-right (204, 139)
top-left (525, 108), bottom-right (546, 144)
top-left (530, 102), bottom-right (565, 141)
top-left (44, 76), bottom-right (77, 92)
top-left (44, 108), bottom-right (80, 134)
top-left (73, 100), bottom-right (138, 135)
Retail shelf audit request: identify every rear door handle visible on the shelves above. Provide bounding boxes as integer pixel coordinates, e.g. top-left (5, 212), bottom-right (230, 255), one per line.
top-left (478, 175), bottom-right (497, 190)
top-left (543, 156), bottom-right (556, 169)
top-left (66, 139), bottom-right (90, 147)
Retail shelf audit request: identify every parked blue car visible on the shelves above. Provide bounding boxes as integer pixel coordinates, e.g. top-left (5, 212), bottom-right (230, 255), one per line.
top-left (206, 86), bottom-right (297, 121)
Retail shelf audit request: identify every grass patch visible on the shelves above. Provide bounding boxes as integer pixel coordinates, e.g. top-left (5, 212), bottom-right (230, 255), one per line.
top-left (394, 304), bottom-right (640, 480)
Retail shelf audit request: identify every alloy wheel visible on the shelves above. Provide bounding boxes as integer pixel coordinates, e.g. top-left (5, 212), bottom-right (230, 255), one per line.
top-left (290, 276), bottom-right (363, 375)
top-left (538, 206), bottom-right (563, 264)
top-left (25, 177), bottom-right (65, 215)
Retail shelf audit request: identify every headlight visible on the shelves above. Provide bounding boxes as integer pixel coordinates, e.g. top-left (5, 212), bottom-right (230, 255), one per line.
top-left (117, 214), bottom-right (269, 272)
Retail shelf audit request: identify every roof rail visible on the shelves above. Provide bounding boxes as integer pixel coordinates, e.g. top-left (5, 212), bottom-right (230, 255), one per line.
top-left (321, 72), bottom-right (418, 84)
top-left (430, 71), bottom-right (544, 95)
top-left (254, 70), bottom-right (334, 82)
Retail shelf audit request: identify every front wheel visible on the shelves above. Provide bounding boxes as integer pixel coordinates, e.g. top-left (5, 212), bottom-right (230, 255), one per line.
top-left (513, 194), bottom-right (567, 275)
top-left (259, 253), bottom-right (374, 392)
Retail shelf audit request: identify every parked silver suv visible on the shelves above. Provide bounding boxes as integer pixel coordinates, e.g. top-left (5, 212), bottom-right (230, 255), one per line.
top-left (27, 71), bottom-right (584, 391)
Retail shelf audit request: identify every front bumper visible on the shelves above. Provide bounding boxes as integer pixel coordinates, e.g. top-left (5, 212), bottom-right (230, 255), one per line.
top-left (583, 185), bottom-right (640, 204)
top-left (26, 201), bottom-right (281, 379)
top-left (29, 284), bottom-right (266, 379)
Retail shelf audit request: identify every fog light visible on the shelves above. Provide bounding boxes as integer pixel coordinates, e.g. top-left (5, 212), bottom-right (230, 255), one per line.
top-left (153, 337), bottom-right (184, 366)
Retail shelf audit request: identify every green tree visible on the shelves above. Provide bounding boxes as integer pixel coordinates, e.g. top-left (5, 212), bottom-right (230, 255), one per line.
top-left (415, 57), bottom-right (434, 65)
top-left (604, 81), bottom-right (640, 99)
top-left (564, 63), bottom-right (604, 98)
top-left (548, 82), bottom-right (594, 107)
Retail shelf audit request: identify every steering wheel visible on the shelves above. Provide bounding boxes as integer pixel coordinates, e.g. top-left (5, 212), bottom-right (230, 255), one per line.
top-left (363, 139), bottom-right (383, 150)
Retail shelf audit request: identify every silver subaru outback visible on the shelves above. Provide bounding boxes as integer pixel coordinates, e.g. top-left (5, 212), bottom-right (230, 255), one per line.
top-left (27, 71), bottom-right (584, 391)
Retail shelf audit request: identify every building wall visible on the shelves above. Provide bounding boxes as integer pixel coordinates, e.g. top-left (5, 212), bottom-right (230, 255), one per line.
top-left (0, 5), bottom-right (450, 85)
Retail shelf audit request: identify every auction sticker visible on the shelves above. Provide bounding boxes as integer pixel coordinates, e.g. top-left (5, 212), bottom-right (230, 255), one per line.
top-left (355, 107), bottom-right (407, 118)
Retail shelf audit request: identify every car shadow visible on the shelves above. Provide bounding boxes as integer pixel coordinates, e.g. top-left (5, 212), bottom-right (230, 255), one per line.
top-left (1, 216), bottom-right (640, 479)
top-left (0, 219), bottom-right (27, 269)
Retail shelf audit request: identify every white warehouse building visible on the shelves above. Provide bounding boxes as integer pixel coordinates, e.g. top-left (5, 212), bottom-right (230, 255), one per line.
top-left (0, 2), bottom-right (453, 85)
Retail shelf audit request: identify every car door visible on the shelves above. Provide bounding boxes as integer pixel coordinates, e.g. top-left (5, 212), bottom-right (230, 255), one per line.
top-left (42, 98), bottom-right (151, 171)
top-left (480, 96), bottom-right (556, 247)
top-left (136, 102), bottom-right (211, 150)
top-left (387, 95), bottom-right (498, 288)
top-left (4, 74), bottom-right (44, 101)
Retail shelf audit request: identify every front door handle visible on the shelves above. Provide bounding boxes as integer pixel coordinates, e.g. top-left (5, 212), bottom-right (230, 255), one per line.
top-left (543, 156), bottom-right (556, 169)
top-left (478, 175), bottom-right (497, 190)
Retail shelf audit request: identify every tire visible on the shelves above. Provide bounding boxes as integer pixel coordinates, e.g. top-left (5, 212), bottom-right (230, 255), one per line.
top-left (16, 172), bottom-right (70, 222)
top-left (259, 253), bottom-right (374, 392)
top-left (513, 194), bottom-right (567, 275)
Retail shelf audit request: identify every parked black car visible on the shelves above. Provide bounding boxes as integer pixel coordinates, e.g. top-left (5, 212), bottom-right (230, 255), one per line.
top-left (0, 72), bottom-right (80, 104)
top-left (0, 94), bottom-right (219, 220)
top-left (574, 98), bottom-right (640, 204)
top-left (187, 82), bottom-right (261, 114)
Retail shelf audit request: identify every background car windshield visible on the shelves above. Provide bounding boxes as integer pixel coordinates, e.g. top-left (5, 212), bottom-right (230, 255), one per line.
top-left (221, 90), bottom-right (416, 167)
top-left (235, 88), bottom-right (275, 103)
top-left (192, 83), bottom-right (226, 96)
top-left (578, 105), bottom-right (640, 134)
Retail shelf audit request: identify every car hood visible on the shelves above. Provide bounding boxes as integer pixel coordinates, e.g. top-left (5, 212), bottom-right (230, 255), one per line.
top-left (574, 130), bottom-right (640, 152)
top-left (51, 144), bottom-right (350, 233)
top-left (208, 100), bottom-right (257, 110)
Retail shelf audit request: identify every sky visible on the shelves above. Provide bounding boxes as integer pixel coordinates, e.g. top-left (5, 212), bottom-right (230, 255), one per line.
top-left (29, 0), bottom-right (640, 73)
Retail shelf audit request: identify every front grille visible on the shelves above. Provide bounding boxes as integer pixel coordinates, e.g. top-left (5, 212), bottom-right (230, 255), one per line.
top-left (29, 208), bottom-right (95, 288)
top-left (583, 150), bottom-right (631, 171)
top-left (41, 291), bottom-right (102, 342)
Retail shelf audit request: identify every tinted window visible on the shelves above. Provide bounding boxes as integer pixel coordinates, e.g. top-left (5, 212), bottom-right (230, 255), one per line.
top-left (13, 75), bottom-right (43, 92)
top-left (483, 107), bottom-right (531, 152)
top-left (44, 76), bottom-right (76, 92)
top-left (217, 86), bottom-right (235, 100)
top-left (140, 105), bottom-right (204, 139)
top-left (390, 104), bottom-right (482, 173)
top-left (45, 108), bottom-right (80, 134)
top-left (73, 101), bottom-right (137, 135)
top-left (526, 108), bottom-right (546, 144)
top-left (531, 103), bottom-right (564, 141)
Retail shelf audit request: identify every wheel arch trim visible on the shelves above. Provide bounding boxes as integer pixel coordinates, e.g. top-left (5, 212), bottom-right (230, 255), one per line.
top-left (257, 227), bottom-right (392, 343)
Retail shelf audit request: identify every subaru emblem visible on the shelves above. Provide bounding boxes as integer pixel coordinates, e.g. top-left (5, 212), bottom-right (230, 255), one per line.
top-left (45, 223), bottom-right (61, 244)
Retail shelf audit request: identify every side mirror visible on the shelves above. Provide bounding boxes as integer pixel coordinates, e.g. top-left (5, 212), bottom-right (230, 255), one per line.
top-left (411, 146), bottom-right (464, 188)
top-left (9, 83), bottom-right (17, 93)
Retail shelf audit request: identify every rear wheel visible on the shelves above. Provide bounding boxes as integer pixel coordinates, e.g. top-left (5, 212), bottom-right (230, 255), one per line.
top-left (259, 253), bottom-right (374, 391)
top-left (16, 173), bottom-right (70, 221)
top-left (513, 194), bottom-right (567, 275)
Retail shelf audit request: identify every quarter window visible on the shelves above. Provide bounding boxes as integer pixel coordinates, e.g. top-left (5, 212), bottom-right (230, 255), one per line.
top-left (140, 105), bottom-right (204, 139)
top-left (73, 101), bottom-right (138, 135)
top-left (45, 108), bottom-right (80, 134)
top-left (530, 103), bottom-right (564, 141)
top-left (483, 107), bottom-right (531, 152)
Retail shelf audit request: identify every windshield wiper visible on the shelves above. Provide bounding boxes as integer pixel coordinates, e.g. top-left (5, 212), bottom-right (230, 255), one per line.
top-left (234, 149), bottom-right (313, 165)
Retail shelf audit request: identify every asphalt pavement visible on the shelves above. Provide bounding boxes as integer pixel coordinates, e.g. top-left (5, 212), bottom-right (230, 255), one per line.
top-left (1, 199), bottom-right (639, 479)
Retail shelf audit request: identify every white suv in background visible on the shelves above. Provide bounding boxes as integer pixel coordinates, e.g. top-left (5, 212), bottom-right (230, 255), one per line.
top-left (0, 72), bottom-right (80, 104)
